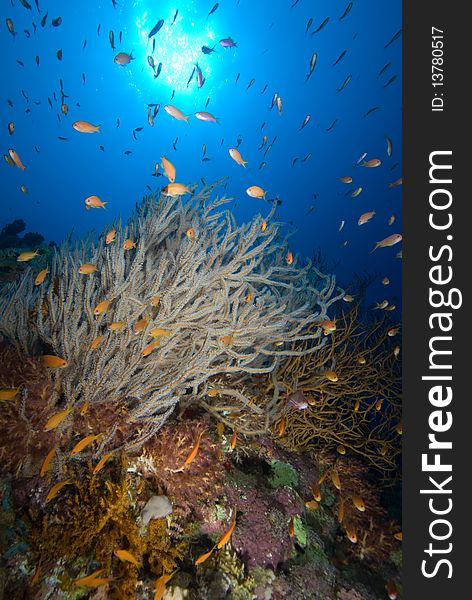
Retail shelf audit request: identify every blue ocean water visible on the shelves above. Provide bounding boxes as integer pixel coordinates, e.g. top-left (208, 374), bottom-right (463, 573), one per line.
top-left (2, 0), bottom-right (401, 305)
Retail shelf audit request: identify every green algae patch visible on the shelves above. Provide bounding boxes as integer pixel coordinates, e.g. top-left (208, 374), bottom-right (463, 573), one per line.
top-left (268, 459), bottom-right (299, 489)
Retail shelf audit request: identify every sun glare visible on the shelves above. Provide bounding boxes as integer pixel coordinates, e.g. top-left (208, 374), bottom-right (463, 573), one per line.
top-left (135, 9), bottom-right (216, 92)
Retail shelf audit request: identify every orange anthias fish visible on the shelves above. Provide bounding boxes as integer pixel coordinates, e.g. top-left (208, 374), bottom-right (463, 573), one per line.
top-left (92, 452), bottom-right (113, 475)
top-left (161, 156), bottom-right (176, 182)
top-left (305, 499), bottom-right (319, 510)
top-left (345, 523), bottom-right (357, 543)
top-left (85, 195), bottom-right (107, 209)
top-left (229, 148), bottom-right (248, 167)
top-left (278, 416), bottom-right (286, 437)
top-left (311, 482), bottom-right (321, 502)
top-left (109, 321), bottom-right (127, 331)
top-left (44, 407), bottom-right (71, 431)
top-left (195, 111), bottom-right (218, 123)
top-left (361, 158), bottom-right (381, 168)
top-left (220, 334), bottom-right (234, 345)
top-left (0, 388), bottom-right (20, 401)
top-left (319, 319), bottom-right (336, 334)
top-left (90, 336), bottom-right (104, 349)
top-left (351, 495), bottom-right (365, 512)
top-left (164, 104), bottom-right (190, 122)
top-left (73, 568), bottom-right (106, 587)
top-left (162, 183), bottom-right (190, 197)
top-left (114, 548), bottom-right (140, 566)
top-left (385, 580), bottom-right (398, 600)
top-left (133, 317), bottom-right (150, 334)
top-left (358, 210), bottom-right (376, 226)
top-left (393, 531), bottom-right (403, 541)
top-left (324, 370), bottom-right (339, 382)
top-left (78, 263), bottom-right (98, 274)
top-left (195, 547), bottom-right (215, 565)
top-left (288, 516), bottom-right (295, 538)
top-left (105, 229), bottom-right (116, 244)
top-left (141, 340), bottom-right (159, 357)
top-left (8, 148), bottom-right (26, 170)
top-left (114, 51), bottom-right (134, 65)
top-left (339, 176), bottom-right (352, 183)
top-left (94, 299), bottom-right (111, 315)
top-left (35, 268), bottom-right (49, 285)
top-left (17, 250), bottom-right (39, 262)
top-left (217, 512), bottom-right (237, 548)
top-left (330, 469), bottom-right (341, 490)
top-left (371, 233), bottom-right (402, 252)
top-left (41, 355), bottom-right (68, 368)
top-left (123, 239), bottom-right (137, 250)
top-left (285, 250), bottom-right (293, 265)
top-left (70, 434), bottom-right (101, 456)
top-left (246, 185), bottom-right (266, 199)
top-left (230, 430), bottom-right (237, 449)
top-left (39, 446), bottom-right (57, 477)
top-left (183, 431), bottom-right (204, 467)
top-left (186, 227), bottom-right (196, 240)
top-left (72, 120), bottom-right (101, 133)
top-left (154, 571), bottom-right (177, 600)
top-left (45, 479), bottom-right (73, 503)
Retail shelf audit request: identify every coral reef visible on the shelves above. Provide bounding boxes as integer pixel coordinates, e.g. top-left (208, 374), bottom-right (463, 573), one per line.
top-left (0, 182), bottom-right (342, 452)
top-left (274, 303), bottom-right (402, 478)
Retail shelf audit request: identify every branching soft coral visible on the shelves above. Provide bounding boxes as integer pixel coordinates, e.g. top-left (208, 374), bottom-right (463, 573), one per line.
top-left (273, 304), bottom-right (402, 478)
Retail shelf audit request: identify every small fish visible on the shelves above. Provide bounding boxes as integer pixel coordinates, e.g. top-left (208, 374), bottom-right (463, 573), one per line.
top-left (343, 294), bottom-right (354, 302)
top-left (246, 78), bottom-right (255, 91)
top-left (51, 16), bottom-right (62, 27)
top-left (123, 239), bottom-right (137, 250)
top-left (73, 569), bottom-right (107, 587)
top-left (208, 3), bottom-right (219, 17)
top-left (161, 156), bottom-right (176, 182)
top-left (45, 479), bottom-right (73, 503)
top-left (162, 183), bottom-right (190, 197)
top-left (235, 72), bottom-right (240, 84)
top-left (164, 104), bottom-right (190, 122)
top-left (326, 119), bottom-right (338, 131)
top-left (301, 152), bottom-right (311, 163)
top-left (183, 431), bottom-right (204, 467)
top-left (258, 161), bottom-right (267, 170)
top-left (41, 11), bottom-right (48, 27)
top-left (288, 516), bottom-right (295, 537)
top-left (6, 18), bottom-right (16, 36)
top-left (351, 495), bottom-right (365, 512)
top-left (371, 233), bottom-right (402, 252)
top-left (85, 195), bottom-right (106, 209)
top-left (97, 24), bottom-right (101, 35)
top-left (287, 390), bottom-right (308, 410)
top-left (17, 60), bottom-right (24, 66)
top-left (361, 158), bottom-right (381, 168)
top-left (114, 549), bottom-right (139, 567)
top-left (148, 19), bottom-right (164, 39)
top-left (109, 321), bottom-right (127, 332)
top-left (305, 18), bottom-right (313, 33)
top-left (70, 433), bottom-right (101, 456)
top-left (186, 67), bottom-right (196, 87)
top-left (109, 30), bottom-right (115, 51)
top-left (90, 336), bottom-right (103, 350)
top-left (388, 215), bottom-right (396, 226)
top-left (229, 147), bottom-right (247, 167)
top-left (364, 106), bottom-right (379, 117)
top-left (195, 548), bottom-right (214, 565)
top-left (339, 176), bottom-right (352, 183)
top-left (350, 186), bottom-right (363, 198)
top-left (173, 137), bottom-right (178, 150)
top-left (217, 512), bottom-right (237, 548)
top-left (92, 453), bottom-right (113, 474)
top-left (306, 52), bottom-right (317, 80)
top-left (385, 581), bottom-right (398, 600)
top-left (384, 29), bottom-right (402, 49)
top-left (35, 268), bottom-right (49, 285)
top-left (333, 50), bottom-right (347, 66)
top-left (382, 277), bottom-right (390, 285)
top-left (384, 74), bottom-right (398, 88)
top-left (154, 572), bottom-right (176, 600)
top-left (44, 407), bottom-right (71, 430)
top-left (337, 74), bottom-right (352, 92)
top-left (385, 136), bottom-right (393, 157)
top-left (377, 61), bottom-right (392, 79)
top-left (389, 177), bottom-right (403, 188)
top-left (9, 148), bottom-right (26, 170)
top-left (325, 370), bottom-right (339, 382)
top-left (172, 9), bottom-right (179, 24)
top-left (202, 44), bottom-right (216, 54)
top-left (94, 299), bottom-right (111, 315)
top-left (345, 523), bottom-right (357, 543)
top-left (246, 185), bottom-right (266, 199)
top-left (339, 2), bottom-right (353, 20)
top-left (114, 51), bottom-right (133, 65)
top-left (40, 447), bottom-right (56, 476)
top-left (230, 430), bottom-right (237, 449)
top-left (260, 83), bottom-right (268, 94)
top-left (311, 17), bottom-right (329, 35)
top-left (19, 0), bottom-right (32, 10)
top-left (73, 120), bottom-right (100, 133)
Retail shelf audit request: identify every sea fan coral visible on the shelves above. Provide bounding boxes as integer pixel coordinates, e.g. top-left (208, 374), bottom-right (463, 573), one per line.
top-left (0, 181), bottom-right (342, 451)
